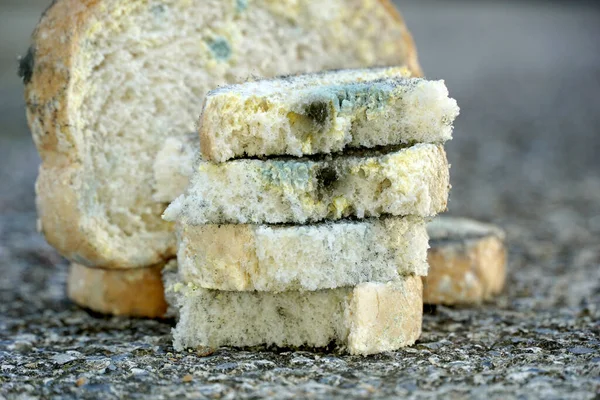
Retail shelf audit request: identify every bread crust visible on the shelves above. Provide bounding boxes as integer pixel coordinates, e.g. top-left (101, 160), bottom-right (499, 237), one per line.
top-left (25, 0), bottom-right (135, 268)
top-left (423, 218), bottom-right (507, 305)
top-left (24, 0), bottom-right (423, 269)
top-left (67, 262), bottom-right (168, 318)
top-left (378, 0), bottom-right (423, 76)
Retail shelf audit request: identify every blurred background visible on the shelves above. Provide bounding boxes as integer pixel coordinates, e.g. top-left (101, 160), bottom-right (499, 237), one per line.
top-left (1, 1), bottom-right (599, 305)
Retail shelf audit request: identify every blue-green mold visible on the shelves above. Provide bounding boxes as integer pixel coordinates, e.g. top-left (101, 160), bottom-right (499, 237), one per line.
top-left (236, 0), bottom-right (248, 12)
top-left (207, 37), bottom-right (232, 61)
top-left (262, 162), bottom-right (313, 190)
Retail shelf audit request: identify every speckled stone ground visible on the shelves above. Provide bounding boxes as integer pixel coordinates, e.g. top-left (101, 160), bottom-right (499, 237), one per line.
top-left (1, 1), bottom-right (599, 399)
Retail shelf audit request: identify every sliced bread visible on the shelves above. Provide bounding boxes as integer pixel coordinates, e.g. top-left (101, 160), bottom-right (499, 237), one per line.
top-left (166, 272), bottom-right (423, 355)
top-left (23, 0), bottom-right (422, 269)
top-left (200, 67), bottom-right (458, 162)
top-left (424, 217), bottom-right (507, 305)
top-left (164, 144), bottom-right (449, 225)
top-left (177, 216), bottom-right (428, 292)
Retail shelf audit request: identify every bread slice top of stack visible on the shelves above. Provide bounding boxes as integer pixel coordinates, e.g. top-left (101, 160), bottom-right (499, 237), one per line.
top-left (23, 0), bottom-right (422, 270)
top-left (199, 67), bottom-right (458, 162)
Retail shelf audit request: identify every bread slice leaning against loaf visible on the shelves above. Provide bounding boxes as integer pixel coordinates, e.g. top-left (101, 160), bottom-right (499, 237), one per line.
top-left (165, 270), bottom-right (423, 355)
top-left (177, 216), bottom-right (429, 292)
top-left (22, 0), bottom-right (422, 270)
top-left (424, 217), bottom-right (507, 305)
top-left (164, 144), bottom-right (449, 225)
top-left (200, 67), bottom-right (459, 162)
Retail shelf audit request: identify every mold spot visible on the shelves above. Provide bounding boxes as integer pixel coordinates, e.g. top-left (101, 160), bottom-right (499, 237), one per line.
top-left (263, 162), bottom-right (311, 190)
top-left (380, 178), bottom-right (392, 190)
top-left (151, 4), bottom-right (167, 17)
top-left (18, 46), bottom-right (35, 85)
top-left (236, 0), bottom-right (248, 12)
top-left (207, 37), bottom-right (232, 61)
top-left (377, 178), bottom-right (392, 195)
top-left (316, 166), bottom-right (338, 191)
top-left (304, 101), bottom-right (329, 125)
top-left (276, 306), bottom-right (287, 317)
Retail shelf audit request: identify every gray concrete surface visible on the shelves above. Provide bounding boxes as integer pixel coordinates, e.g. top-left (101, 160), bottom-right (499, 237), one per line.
top-left (1, 1), bottom-right (599, 398)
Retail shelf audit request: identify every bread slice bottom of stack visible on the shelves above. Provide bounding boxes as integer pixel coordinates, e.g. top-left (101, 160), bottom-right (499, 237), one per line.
top-left (163, 67), bottom-right (459, 355)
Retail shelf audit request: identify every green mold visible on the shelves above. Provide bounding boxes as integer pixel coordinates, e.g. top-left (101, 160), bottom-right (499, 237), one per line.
top-left (262, 161), bottom-right (313, 190)
top-left (207, 37), bottom-right (232, 61)
top-left (236, 0), bottom-right (248, 12)
top-left (304, 101), bottom-right (330, 125)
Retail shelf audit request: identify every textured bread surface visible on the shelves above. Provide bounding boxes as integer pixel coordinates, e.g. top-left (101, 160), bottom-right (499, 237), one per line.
top-left (67, 263), bottom-right (168, 318)
top-left (177, 216), bottom-right (428, 291)
top-left (166, 272), bottom-right (423, 355)
top-left (152, 134), bottom-right (198, 203)
top-left (164, 144), bottom-right (449, 225)
top-left (423, 217), bottom-right (507, 305)
top-left (200, 67), bottom-right (458, 161)
top-left (24, 0), bottom-right (421, 269)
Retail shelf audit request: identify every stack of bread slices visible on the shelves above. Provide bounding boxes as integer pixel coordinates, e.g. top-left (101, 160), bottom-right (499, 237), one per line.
top-left (162, 66), bottom-right (459, 355)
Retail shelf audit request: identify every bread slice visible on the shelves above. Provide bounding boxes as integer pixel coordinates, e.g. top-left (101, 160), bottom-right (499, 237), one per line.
top-left (67, 263), bottom-right (167, 318)
top-left (166, 273), bottom-right (423, 355)
top-left (200, 68), bottom-right (458, 162)
top-left (23, 0), bottom-right (422, 269)
top-left (424, 217), bottom-right (507, 305)
top-left (177, 216), bottom-right (428, 292)
top-left (164, 144), bottom-right (449, 225)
